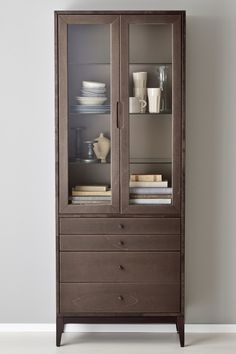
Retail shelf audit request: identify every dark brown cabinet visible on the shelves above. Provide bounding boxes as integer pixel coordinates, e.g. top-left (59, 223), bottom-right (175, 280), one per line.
top-left (55, 10), bottom-right (185, 347)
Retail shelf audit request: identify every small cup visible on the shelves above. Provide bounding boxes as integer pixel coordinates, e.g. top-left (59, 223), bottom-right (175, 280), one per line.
top-left (134, 87), bottom-right (147, 113)
top-left (129, 97), bottom-right (147, 113)
top-left (147, 88), bottom-right (161, 113)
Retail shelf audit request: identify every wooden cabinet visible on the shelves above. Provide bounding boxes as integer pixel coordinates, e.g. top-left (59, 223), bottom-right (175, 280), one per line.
top-left (55, 10), bottom-right (185, 347)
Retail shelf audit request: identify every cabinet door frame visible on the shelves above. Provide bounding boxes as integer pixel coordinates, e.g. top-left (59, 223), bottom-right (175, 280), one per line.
top-left (120, 14), bottom-right (185, 215)
top-left (56, 14), bottom-right (120, 214)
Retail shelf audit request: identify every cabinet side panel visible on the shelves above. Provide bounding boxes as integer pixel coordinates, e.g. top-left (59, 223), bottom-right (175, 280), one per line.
top-left (55, 12), bottom-right (60, 316)
top-left (58, 16), bottom-right (69, 212)
top-left (180, 11), bottom-right (186, 317)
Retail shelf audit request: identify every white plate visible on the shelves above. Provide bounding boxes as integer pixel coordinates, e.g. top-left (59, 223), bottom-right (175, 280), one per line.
top-left (81, 87), bottom-right (106, 91)
top-left (80, 91), bottom-right (106, 97)
top-left (82, 81), bottom-right (106, 89)
top-left (81, 90), bottom-right (106, 94)
top-left (77, 97), bottom-right (107, 105)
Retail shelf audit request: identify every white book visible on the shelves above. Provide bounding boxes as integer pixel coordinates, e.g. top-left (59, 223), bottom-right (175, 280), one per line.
top-left (129, 181), bottom-right (168, 188)
top-left (74, 185), bottom-right (108, 191)
top-left (130, 187), bottom-right (172, 194)
top-left (130, 198), bottom-right (172, 205)
top-left (71, 196), bottom-right (111, 201)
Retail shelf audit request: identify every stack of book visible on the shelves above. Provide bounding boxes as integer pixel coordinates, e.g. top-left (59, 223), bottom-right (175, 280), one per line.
top-left (129, 174), bottom-right (172, 205)
top-left (71, 185), bottom-right (111, 204)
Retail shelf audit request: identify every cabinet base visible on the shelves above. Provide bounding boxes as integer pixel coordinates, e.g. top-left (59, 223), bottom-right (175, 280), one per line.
top-left (56, 315), bottom-right (185, 347)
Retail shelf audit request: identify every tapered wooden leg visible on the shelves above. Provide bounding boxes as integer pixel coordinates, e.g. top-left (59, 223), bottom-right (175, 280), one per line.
top-left (56, 316), bottom-right (64, 347)
top-left (176, 316), bottom-right (184, 347)
top-left (176, 320), bottom-right (179, 333)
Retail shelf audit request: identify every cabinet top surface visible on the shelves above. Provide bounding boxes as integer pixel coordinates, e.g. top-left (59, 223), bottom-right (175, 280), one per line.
top-left (55, 10), bottom-right (186, 15)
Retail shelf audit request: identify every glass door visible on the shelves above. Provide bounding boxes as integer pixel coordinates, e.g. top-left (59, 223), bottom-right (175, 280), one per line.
top-left (58, 14), bottom-right (120, 213)
top-left (120, 14), bottom-right (183, 215)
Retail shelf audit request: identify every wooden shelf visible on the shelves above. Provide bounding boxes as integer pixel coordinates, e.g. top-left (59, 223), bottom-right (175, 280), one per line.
top-left (130, 113), bottom-right (172, 116)
top-left (130, 158), bottom-right (172, 164)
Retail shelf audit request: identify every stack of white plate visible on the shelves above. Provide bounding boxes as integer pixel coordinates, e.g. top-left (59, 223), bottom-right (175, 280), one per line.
top-left (73, 81), bottom-right (110, 114)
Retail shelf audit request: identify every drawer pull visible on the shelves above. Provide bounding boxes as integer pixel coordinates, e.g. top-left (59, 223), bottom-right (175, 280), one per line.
top-left (118, 224), bottom-right (124, 229)
top-left (118, 295), bottom-right (124, 301)
top-left (119, 264), bottom-right (125, 270)
top-left (118, 240), bottom-right (125, 246)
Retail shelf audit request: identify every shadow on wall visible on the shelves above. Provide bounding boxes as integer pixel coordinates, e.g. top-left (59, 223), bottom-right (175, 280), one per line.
top-left (185, 14), bottom-right (235, 323)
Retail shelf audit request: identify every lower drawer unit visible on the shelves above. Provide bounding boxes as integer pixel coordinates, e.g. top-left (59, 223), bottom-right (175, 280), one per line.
top-left (60, 234), bottom-right (180, 251)
top-left (60, 217), bottom-right (180, 235)
top-left (60, 283), bottom-right (180, 313)
top-left (60, 251), bottom-right (180, 283)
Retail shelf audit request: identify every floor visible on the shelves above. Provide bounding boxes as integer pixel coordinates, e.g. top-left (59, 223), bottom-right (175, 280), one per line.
top-left (0, 333), bottom-right (236, 354)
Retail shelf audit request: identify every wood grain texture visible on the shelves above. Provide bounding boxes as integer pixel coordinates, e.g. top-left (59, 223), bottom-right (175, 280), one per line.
top-left (60, 217), bottom-right (181, 234)
top-left (60, 234), bottom-right (180, 251)
top-left (60, 251), bottom-right (180, 283)
top-left (60, 283), bottom-right (180, 313)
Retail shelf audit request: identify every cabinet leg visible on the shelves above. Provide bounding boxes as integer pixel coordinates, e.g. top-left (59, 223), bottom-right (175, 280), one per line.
top-left (176, 321), bottom-right (179, 333)
top-left (56, 316), bottom-right (64, 347)
top-left (176, 316), bottom-right (184, 347)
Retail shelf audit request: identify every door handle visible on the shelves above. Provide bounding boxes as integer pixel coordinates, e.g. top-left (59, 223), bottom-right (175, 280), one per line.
top-left (116, 102), bottom-right (123, 129)
top-left (116, 101), bottom-right (119, 129)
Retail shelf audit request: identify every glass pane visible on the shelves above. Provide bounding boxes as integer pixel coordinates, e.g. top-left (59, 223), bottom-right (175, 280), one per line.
top-left (67, 24), bottom-right (112, 206)
top-left (129, 24), bottom-right (173, 205)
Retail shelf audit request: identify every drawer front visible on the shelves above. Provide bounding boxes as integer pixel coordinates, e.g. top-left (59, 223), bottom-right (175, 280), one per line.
top-left (60, 234), bottom-right (180, 251)
top-left (60, 252), bottom-right (180, 283)
top-left (60, 218), bottom-right (180, 235)
top-left (60, 283), bottom-right (180, 313)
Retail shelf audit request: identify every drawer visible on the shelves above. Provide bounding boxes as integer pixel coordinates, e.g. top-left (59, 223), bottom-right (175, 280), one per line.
top-left (60, 218), bottom-right (180, 235)
top-left (60, 283), bottom-right (180, 313)
top-left (60, 234), bottom-right (180, 251)
top-left (60, 252), bottom-right (180, 283)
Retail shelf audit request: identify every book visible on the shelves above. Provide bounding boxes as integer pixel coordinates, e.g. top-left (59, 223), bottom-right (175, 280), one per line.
top-left (130, 194), bottom-right (172, 199)
top-left (130, 187), bottom-right (173, 194)
top-left (71, 200), bottom-right (110, 205)
top-left (71, 196), bottom-right (111, 201)
top-left (129, 181), bottom-right (168, 188)
top-left (130, 174), bottom-right (162, 182)
top-left (72, 189), bottom-right (111, 196)
top-left (73, 185), bottom-right (108, 192)
top-left (129, 198), bottom-right (172, 205)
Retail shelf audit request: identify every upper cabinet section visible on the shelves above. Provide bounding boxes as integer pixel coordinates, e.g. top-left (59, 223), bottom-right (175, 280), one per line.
top-left (56, 12), bottom-right (185, 215)
top-left (120, 14), bottom-right (184, 215)
top-left (57, 14), bottom-right (120, 214)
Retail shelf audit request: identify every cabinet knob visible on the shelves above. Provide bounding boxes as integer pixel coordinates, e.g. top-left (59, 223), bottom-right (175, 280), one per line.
top-left (118, 295), bottom-right (124, 301)
top-left (118, 240), bottom-right (124, 246)
top-left (119, 264), bottom-right (125, 270)
top-left (118, 224), bottom-right (124, 229)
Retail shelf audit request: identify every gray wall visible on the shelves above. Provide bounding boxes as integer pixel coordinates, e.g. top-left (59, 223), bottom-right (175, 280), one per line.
top-left (0, 0), bottom-right (236, 324)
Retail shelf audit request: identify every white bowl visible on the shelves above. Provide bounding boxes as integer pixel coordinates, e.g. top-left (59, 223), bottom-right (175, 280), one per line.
top-left (77, 96), bottom-right (107, 105)
top-left (82, 81), bottom-right (106, 89)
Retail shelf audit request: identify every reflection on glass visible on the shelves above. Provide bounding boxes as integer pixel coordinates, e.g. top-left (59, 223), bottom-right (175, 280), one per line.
top-left (129, 24), bottom-right (173, 205)
top-left (67, 24), bottom-right (112, 205)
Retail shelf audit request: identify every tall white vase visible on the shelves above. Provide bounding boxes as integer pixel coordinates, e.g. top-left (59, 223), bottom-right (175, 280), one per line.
top-left (93, 133), bottom-right (110, 163)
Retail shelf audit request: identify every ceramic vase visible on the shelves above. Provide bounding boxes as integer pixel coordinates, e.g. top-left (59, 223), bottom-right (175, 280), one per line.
top-left (93, 133), bottom-right (110, 163)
